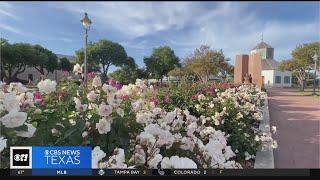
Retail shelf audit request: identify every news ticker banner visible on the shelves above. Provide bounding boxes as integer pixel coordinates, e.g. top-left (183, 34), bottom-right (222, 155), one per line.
top-left (10, 146), bottom-right (91, 176)
top-left (1, 169), bottom-right (320, 176)
top-left (6, 146), bottom-right (320, 176)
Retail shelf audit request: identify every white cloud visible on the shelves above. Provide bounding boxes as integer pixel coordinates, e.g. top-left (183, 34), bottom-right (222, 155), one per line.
top-left (54, 2), bottom-right (202, 39)
top-left (0, 23), bottom-right (24, 35)
top-left (0, 2), bottom-right (295, 65)
top-left (0, 2), bottom-right (21, 21)
top-left (56, 1), bottom-right (319, 64)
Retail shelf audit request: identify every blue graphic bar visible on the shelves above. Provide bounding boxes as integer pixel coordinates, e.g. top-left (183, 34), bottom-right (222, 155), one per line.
top-left (32, 146), bottom-right (92, 169)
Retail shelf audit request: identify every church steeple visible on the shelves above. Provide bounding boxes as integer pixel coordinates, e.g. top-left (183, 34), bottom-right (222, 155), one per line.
top-left (250, 36), bottom-right (274, 59)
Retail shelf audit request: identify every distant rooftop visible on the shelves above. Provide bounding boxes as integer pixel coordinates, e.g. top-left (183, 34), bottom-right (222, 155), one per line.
top-left (252, 41), bottom-right (273, 50)
top-left (261, 59), bottom-right (280, 70)
top-left (55, 54), bottom-right (75, 63)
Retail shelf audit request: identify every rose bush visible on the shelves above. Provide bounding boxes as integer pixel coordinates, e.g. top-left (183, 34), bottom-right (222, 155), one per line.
top-left (0, 63), bottom-right (277, 169)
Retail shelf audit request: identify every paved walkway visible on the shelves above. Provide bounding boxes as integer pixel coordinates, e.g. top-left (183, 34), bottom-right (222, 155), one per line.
top-left (267, 88), bottom-right (320, 168)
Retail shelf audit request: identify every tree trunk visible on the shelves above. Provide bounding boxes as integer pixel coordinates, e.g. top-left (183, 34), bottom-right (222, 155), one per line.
top-left (299, 79), bottom-right (305, 91)
top-left (40, 65), bottom-right (45, 76)
top-left (160, 78), bottom-right (163, 87)
top-left (8, 70), bottom-right (12, 83)
top-left (101, 64), bottom-right (110, 83)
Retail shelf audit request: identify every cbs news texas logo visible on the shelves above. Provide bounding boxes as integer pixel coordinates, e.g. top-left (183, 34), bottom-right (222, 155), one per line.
top-left (10, 146), bottom-right (91, 169)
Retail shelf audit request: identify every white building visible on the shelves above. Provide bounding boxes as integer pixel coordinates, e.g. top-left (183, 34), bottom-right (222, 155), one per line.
top-left (250, 41), bottom-right (292, 87)
top-left (16, 54), bottom-right (76, 84)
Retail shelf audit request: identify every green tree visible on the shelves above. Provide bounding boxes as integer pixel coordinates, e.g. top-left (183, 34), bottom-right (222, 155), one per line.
top-left (172, 45), bottom-right (230, 83)
top-left (33, 44), bottom-right (58, 75)
top-left (219, 62), bottom-right (234, 82)
top-left (75, 39), bottom-right (128, 80)
top-left (279, 42), bottom-right (320, 91)
top-left (1, 38), bottom-right (10, 80)
top-left (75, 41), bottom-right (100, 72)
top-left (109, 57), bottom-right (148, 84)
top-left (58, 57), bottom-right (73, 72)
top-left (2, 42), bottom-right (41, 82)
top-left (144, 46), bottom-right (180, 86)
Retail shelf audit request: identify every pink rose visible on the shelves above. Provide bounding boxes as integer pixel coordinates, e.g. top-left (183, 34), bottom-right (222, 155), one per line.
top-left (87, 72), bottom-right (94, 79)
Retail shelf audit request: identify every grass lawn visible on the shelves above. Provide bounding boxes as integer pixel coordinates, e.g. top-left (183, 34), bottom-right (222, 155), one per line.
top-left (299, 91), bottom-right (320, 97)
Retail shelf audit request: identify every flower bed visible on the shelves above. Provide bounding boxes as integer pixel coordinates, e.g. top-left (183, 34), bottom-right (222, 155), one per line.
top-left (0, 65), bottom-right (277, 169)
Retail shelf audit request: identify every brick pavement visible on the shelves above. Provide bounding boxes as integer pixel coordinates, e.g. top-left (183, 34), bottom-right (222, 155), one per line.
top-left (267, 88), bottom-right (320, 168)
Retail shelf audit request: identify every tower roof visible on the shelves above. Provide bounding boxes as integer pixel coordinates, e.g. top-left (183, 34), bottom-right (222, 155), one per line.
top-left (252, 41), bottom-right (273, 50)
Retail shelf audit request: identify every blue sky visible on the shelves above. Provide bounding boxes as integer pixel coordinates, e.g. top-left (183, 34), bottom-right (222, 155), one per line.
top-left (0, 1), bottom-right (319, 73)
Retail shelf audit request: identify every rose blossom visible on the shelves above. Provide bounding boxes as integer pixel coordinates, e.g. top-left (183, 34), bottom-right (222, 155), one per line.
top-left (87, 91), bottom-right (99, 101)
top-left (0, 110), bottom-right (27, 128)
top-left (92, 76), bottom-right (102, 87)
top-left (37, 79), bottom-right (57, 94)
top-left (98, 104), bottom-right (113, 117)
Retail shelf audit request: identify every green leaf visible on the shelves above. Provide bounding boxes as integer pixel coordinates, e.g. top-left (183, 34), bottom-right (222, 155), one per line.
top-left (15, 124), bottom-right (28, 131)
top-left (64, 128), bottom-right (77, 139)
top-left (77, 120), bottom-right (85, 131)
top-left (55, 124), bottom-right (65, 133)
top-left (32, 122), bottom-right (38, 128)
top-left (33, 114), bottom-right (47, 121)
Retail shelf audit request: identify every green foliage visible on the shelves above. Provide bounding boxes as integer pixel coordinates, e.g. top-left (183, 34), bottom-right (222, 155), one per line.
top-left (75, 42), bottom-right (101, 72)
top-left (1, 39), bottom-right (59, 82)
top-left (109, 57), bottom-right (148, 84)
top-left (58, 57), bottom-right (73, 72)
top-left (144, 46), bottom-right (180, 82)
top-left (33, 44), bottom-right (58, 75)
top-left (279, 42), bottom-right (320, 91)
top-left (75, 39), bottom-right (128, 77)
top-left (180, 45), bottom-right (231, 82)
top-left (155, 81), bottom-right (263, 159)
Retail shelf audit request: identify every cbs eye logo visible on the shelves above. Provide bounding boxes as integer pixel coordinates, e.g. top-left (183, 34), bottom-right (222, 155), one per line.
top-left (10, 147), bottom-right (32, 169)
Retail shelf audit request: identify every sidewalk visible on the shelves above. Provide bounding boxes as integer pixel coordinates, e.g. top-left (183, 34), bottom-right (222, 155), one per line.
top-left (267, 88), bottom-right (320, 168)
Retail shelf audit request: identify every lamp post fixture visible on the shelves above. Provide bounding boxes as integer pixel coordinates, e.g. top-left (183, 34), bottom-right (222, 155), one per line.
top-left (80, 12), bottom-right (92, 86)
top-left (312, 53), bottom-right (318, 96)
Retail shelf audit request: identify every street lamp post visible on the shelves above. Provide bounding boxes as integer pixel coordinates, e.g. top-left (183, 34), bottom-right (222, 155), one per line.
top-left (312, 54), bottom-right (318, 96)
top-left (80, 12), bottom-right (92, 86)
top-left (0, 37), bottom-right (2, 82)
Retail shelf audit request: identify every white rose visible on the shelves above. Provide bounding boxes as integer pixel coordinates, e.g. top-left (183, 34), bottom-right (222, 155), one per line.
top-left (96, 117), bottom-right (112, 134)
top-left (73, 63), bottom-right (82, 75)
top-left (161, 156), bottom-right (197, 169)
top-left (116, 108), bottom-right (124, 117)
top-left (16, 123), bottom-right (36, 138)
top-left (34, 109), bottom-right (42, 114)
top-left (82, 131), bottom-right (88, 138)
top-left (0, 137), bottom-right (7, 152)
top-left (26, 92), bottom-right (34, 100)
top-left (198, 94), bottom-right (206, 101)
top-left (87, 91), bottom-right (98, 101)
top-left (102, 84), bottom-right (117, 93)
top-left (92, 146), bottom-right (106, 168)
top-left (37, 79), bottom-right (57, 94)
top-left (92, 76), bottom-right (102, 88)
top-left (80, 104), bottom-right (88, 112)
top-left (148, 154), bottom-right (163, 168)
top-left (85, 121), bottom-right (91, 127)
top-left (0, 110), bottom-right (27, 128)
top-left (98, 104), bottom-right (113, 117)
top-left (2, 92), bottom-right (20, 112)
